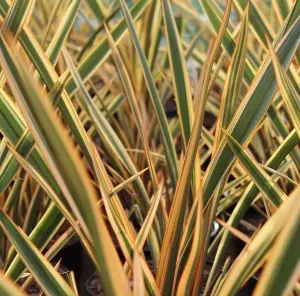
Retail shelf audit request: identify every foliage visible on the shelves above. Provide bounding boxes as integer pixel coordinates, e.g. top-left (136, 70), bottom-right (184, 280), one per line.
top-left (0, 0), bottom-right (299, 295)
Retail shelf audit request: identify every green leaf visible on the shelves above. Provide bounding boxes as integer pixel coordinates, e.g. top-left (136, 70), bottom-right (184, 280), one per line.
top-left (207, 129), bottom-right (299, 289)
top-left (253, 186), bottom-right (300, 296)
top-left (0, 138), bottom-right (8, 165)
top-left (202, 16), bottom-right (300, 205)
top-left (0, 0), bottom-right (96, 173)
top-left (117, 0), bottom-right (179, 189)
top-left (217, 184), bottom-right (300, 295)
top-left (108, 168), bottom-right (149, 198)
top-left (5, 203), bottom-right (64, 280)
top-left (224, 131), bottom-right (286, 207)
top-left (86, 0), bottom-right (106, 21)
top-left (0, 130), bottom-right (34, 193)
top-left (213, 5), bottom-right (249, 149)
top-left (268, 40), bottom-right (300, 139)
top-left (76, 5), bottom-right (121, 61)
top-left (267, 105), bottom-right (300, 172)
top-left (0, 271), bottom-right (28, 296)
top-left (156, 1), bottom-right (233, 293)
top-left (160, 0), bottom-right (193, 148)
top-left (65, 0), bottom-right (149, 95)
top-left (45, 0), bottom-right (80, 65)
top-left (0, 71), bottom-right (69, 194)
top-left (3, 169), bottom-right (25, 213)
top-left (233, 0), bottom-right (275, 48)
top-left (105, 25), bottom-right (158, 190)
top-left (63, 47), bottom-right (150, 210)
top-left (91, 146), bottom-right (160, 295)
top-left (8, 146), bottom-right (96, 265)
top-left (0, 36), bottom-right (131, 296)
top-left (177, 185), bottom-right (204, 295)
top-left (0, 0), bottom-right (34, 37)
top-left (0, 210), bottom-right (76, 296)
top-left (272, 0), bottom-right (291, 22)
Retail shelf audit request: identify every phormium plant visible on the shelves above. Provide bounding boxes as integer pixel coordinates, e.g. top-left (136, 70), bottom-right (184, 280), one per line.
top-left (0, 0), bottom-right (299, 295)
